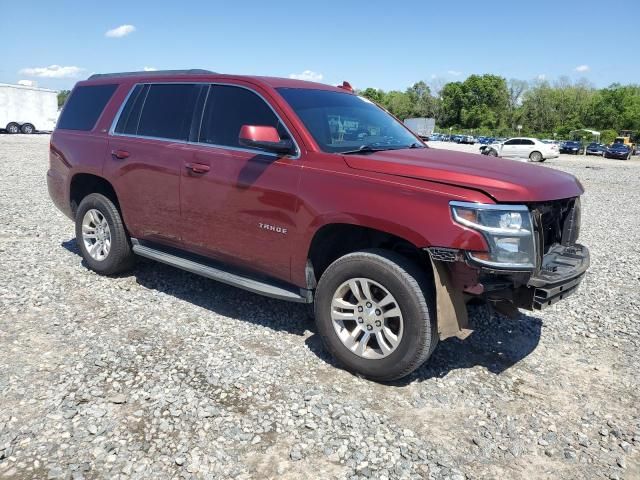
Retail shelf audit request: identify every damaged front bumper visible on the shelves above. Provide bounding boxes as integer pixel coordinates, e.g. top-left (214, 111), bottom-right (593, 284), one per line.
top-left (427, 242), bottom-right (590, 328)
top-left (527, 243), bottom-right (590, 309)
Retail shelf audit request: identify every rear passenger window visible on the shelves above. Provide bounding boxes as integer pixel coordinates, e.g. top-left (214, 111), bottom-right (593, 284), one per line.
top-left (522, 139), bottom-right (534, 145)
top-left (199, 85), bottom-right (285, 148)
top-left (57, 84), bottom-right (117, 131)
top-left (114, 85), bottom-right (147, 135)
top-left (136, 84), bottom-right (199, 141)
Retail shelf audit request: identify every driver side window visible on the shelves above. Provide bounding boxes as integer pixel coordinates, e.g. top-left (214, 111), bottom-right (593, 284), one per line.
top-left (199, 85), bottom-right (288, 148)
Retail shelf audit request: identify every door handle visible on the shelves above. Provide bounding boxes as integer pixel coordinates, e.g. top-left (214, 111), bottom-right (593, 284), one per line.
top-left (185, 163), bottom-right (210, 174)
top-left (111, 149), bottom-right (130, 160)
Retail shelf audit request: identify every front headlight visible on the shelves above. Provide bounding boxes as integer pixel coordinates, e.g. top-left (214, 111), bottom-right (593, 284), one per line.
top-left (450, 201), bottom-right (536, 269)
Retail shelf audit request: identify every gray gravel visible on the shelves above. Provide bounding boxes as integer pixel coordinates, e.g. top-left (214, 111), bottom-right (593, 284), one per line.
top-left (1, 134), bottom-right (639, 479)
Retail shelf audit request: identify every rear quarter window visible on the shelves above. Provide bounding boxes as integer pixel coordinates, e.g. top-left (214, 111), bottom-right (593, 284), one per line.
top-left (57, 84), bottom-right (118, 131)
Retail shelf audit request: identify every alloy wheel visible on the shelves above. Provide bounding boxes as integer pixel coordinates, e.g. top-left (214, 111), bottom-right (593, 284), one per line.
top-left (81, 209), bottom-right (111, 261)
top-left (331, 278), bottom-right (404, 359)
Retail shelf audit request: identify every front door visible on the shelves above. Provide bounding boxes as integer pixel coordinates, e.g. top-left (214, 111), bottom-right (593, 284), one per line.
top-left (179, 84), bottom-right (303, 283)
top-left (500, 138), bottom-right (521, 158)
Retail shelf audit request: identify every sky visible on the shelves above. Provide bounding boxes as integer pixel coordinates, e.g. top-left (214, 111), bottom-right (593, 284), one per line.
top-left (2, 0), bottom-right (639, 92)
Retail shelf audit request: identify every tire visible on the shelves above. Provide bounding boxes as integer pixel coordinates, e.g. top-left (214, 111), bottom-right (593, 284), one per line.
top-left (75, 193), bottom-right (134, 275)
top-left (487, 149), bottom-right (498, 157)
top-left (529, 151), bottom-right (543, 162)
top-left (6, 122), bottom-right (19, 134)
top-left (20, 123), bottom-right (35, 134)
top-left (314, 249), bottom-right (438, 382)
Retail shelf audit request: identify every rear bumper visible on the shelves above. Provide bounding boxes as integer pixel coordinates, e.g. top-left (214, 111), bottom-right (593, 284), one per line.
top-left (527, 243), bottom-right (590, 309)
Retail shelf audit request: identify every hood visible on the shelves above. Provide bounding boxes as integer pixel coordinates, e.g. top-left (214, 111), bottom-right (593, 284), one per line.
top-left (342, 147), bottom-right (584, 202)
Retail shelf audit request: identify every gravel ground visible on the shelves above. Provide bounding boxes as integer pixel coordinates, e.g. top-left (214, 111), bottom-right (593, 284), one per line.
top-left (0, 134), bottom-right (639, 480)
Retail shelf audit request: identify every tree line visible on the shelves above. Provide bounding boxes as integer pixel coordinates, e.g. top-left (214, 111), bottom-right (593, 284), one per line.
top-left (360, 75), bottom-right (640, 143)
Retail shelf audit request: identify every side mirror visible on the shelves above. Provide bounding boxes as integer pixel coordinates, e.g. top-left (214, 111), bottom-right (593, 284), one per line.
top-left (238, 125), bottom-right (295, 155)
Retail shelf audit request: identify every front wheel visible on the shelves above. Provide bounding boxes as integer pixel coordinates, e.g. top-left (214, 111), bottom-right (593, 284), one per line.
top-left (314, 249), bottom-right (438, 382)
top-left (75, 193), bottom-right (135, 275)
top-left (487, 149), bottom-right (498, 157)
top-left (6, 122), bottom-right (19, 134)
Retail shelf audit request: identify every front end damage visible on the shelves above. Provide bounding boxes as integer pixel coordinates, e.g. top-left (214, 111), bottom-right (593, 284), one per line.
top-left (428, 197), bottom-right (590, 340)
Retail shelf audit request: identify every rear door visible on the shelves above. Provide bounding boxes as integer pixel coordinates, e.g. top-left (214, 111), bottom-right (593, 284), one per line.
top-left (520, 139), bottom-right (535, 158)
top-left (178, 83), bottom-right (303, 282)
top-left (105, 83), bottom-right (204, 245)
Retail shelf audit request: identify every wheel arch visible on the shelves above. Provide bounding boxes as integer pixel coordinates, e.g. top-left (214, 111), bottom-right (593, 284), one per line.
top-left (304, 221), bottom-right (431, 287)
top-left (69, 173), bottom-right (121, 219)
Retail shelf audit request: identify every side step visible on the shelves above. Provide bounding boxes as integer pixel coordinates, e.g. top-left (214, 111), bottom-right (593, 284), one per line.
top-left (131, 240), bottom-right (312, 303)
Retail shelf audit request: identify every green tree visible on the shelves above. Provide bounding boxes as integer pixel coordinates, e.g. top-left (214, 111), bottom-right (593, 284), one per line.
top-left (600, 129), bottom-right (618, 145)
top-left (57, 90), bottom-right (71, 108)
top-left (406, 81), bottom-right (434, 118)
top-left (359, 87), bottom-right (385, 105)
top-left (381, 91), bottom-right (414, 120)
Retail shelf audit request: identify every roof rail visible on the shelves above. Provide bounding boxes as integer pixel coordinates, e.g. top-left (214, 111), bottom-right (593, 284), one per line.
top-left (88, 69), bottom-right (216, 80)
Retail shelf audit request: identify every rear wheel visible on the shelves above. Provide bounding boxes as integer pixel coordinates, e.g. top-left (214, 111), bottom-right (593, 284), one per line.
top-left (529, 151), bottom-right (543, 162)
top-left (20, 123), bottom-right (35, 134)
top-left (75, 193), bottom-right (134, 275)
top-left (314, 249), bottom-right (437, 382)
top-left (6, 122), bottom-right (19, 134)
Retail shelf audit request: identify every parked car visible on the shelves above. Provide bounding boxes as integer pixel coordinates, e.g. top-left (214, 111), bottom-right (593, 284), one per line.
top-left (560, 141), bottom-right (582, 154)
top-left (585, 143), bottom-right (607, 156)
top-left (47, 70), bottom-right (589, 381)
top-left (604, 143), bottom-right (633, 160)
top-left (477, 137), bottom-right (495, 145)
top-left (479, 137), bottom-right (559, 162)
top-left (457, 135), bottom-right (476, 145)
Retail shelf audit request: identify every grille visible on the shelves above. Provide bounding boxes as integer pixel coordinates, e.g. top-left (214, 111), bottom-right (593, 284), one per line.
top-left (428, 247), bottom-right (461, 262)
top-left (532, 197), bottom-right (581, 255)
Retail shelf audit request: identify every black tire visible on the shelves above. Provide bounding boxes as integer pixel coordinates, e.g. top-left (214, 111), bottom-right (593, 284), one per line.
top-left (529, 151), bottom-right (543, 162)
top-left (6, 122), bottom-right (19, 134)
top-left (314, 249), bottom-right (437, 382)
top-left (20, 123), bottom-right (35, 134)
top-left (75, 193), bottom-right (134, 275)
top-left (487, 149), bottom-right (498, 157)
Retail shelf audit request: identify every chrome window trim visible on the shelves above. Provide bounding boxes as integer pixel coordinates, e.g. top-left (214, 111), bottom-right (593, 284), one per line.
top-left (108, 81), bottom-right (301, 159)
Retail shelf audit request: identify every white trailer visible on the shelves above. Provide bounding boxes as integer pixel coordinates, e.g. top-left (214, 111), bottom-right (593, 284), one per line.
top-left (404, 117), bottom-right (435, 139)
top-left (0, 83), bottom-right (59, 134)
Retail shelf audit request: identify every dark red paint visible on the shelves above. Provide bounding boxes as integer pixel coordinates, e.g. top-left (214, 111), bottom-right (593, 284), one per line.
top-left (47, 72), bottom-right (584, 288)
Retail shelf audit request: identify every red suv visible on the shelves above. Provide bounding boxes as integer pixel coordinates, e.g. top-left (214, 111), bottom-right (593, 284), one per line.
top-left (48, 70), bottom-right (589, 381)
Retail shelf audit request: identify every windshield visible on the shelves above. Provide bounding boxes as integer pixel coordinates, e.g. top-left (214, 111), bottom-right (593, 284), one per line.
top-left (277, 88), bottom-right (422, 153)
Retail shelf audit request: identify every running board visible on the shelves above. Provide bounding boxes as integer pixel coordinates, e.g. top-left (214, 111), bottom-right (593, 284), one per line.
top-left (131, 240), bottom-right (312, 303)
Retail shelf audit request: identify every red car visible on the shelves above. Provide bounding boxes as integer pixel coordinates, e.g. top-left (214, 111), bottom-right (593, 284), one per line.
top-left (48, 70), bottom-right (589, 381)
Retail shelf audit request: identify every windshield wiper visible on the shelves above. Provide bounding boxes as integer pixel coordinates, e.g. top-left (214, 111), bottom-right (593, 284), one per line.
top-left (341, 144), bottom-right (394, 155)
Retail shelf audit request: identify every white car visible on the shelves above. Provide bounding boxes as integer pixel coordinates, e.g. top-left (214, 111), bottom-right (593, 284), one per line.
top-left (480, 137), bottom-right (560, 162)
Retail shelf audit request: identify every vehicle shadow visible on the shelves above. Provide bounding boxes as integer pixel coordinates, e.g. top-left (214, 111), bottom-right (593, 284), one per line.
top-left (305, 304), bottom-right (543, 385)
top-left (61, 239), bottom-right (312, 336)
top-left (62, 239), bottom-right (542, 381)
